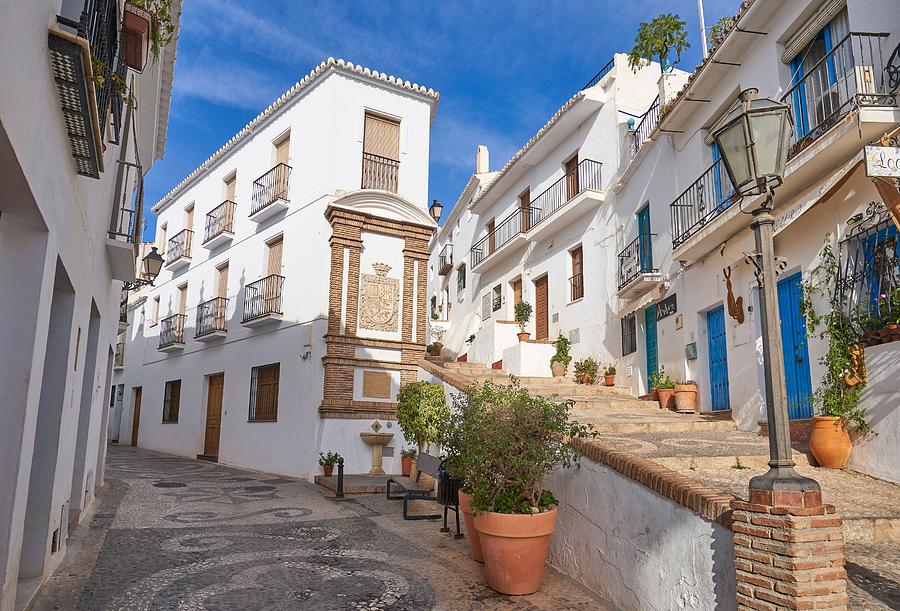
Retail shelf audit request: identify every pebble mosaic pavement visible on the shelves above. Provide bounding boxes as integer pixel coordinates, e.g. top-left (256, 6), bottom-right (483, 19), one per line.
top-left (32, 445), bottom-right (612, 610)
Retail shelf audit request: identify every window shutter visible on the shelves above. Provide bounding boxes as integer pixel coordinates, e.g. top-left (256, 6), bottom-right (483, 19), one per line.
top-left (275, 136), bottom-right (290, 166)
top-left (781, 1), bottom-right (847, 63)
top-left (178, 284), bottom-right (188, 314)
top-left (267, 237), bottom-right (283, 276)
top-left (363, 114), bottom-right (400, 160)
top-left (224, 175), bottom-right (236, 201)
top-left (216, 264), bottom-right (229, 298)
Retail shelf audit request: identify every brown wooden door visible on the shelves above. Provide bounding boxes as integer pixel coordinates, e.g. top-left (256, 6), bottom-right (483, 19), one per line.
top-left (486, 219), bottom-right (496, 253)
top-left (204, 374), bottom-right (225, 456)
top-left (519, 189), bottom-right (531, 232)
top-left (275, 135), bottom-right (290, 166)
top-left (512, 279), bottom-right (522, 306)
top-left (565, 155), bottom-right (579, 200)
top-left (177, 284), bottom-right (188, 315)
top-left (535, 275), bottom-right (549, 340)
top-left (130, 387), bottom-right (141, 446)
top-left (267, 237), bottom-right (283, 276)
top-left (216, 263), bottom-right (229, 298)
top-left (224, 174), bottom-right (236, 201)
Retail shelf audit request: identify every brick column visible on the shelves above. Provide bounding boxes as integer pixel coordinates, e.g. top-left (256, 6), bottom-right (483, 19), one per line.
top-left (326, 242), bottom-right (344, 336)
top-left (345, 246), bottom-right (361, 336)
top-left (731, 500), bottom-right (847, 610)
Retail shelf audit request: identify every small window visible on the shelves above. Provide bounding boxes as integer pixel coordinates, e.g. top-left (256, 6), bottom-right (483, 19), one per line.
top-left (184, 204), bottom-right (194, 232)
top-left (266, 235), bottom-right (284, 276)
top-left (570, 246), bottom-right (584, 301)
top-left (430, 296), bottom-right (438, 319)
top-left (159, 223), bottom-right (167, 255)
top-left (162, 379), bottom-right (181, 423)
top-left (151, 296), bottom-right (160, 326)
top-left (249, 362), bottom-right (280, 422)
top-left (492, 285), bottom-right (502, 312)
top-left (622, 313), bottom-right (637, 356)
top-left (274, 132), bottom-right (290, 166)
top-left (223, 172), bottom-right (236, 202)
top-left (457, 264), bottom-right (466, 293)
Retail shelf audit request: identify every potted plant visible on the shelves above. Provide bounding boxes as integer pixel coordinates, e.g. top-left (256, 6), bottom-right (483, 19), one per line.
top-left (602, 364), bottom-right (617, 386)
top-left (649, 370), bottom-right (660, 401)
top-left (123, 1), bottom-right (177, 72)
top-left (426, 341), bottom-right (443, 357)
top-left (801, 243), bottom-right (872, 468)
top-left (550, 335), bottom-right (572, 377)
top-left (400, 448), bottom-right (416, 477)
top-left (627, 13), bottom-right (690, 72)
top-left (459, 382), bottom-right (593, 594)
top-left (674, 379), bottom-right (699, 413)
top-left (514, 302), bottom-right (532, 341)
top-left (318, 451), bottom-right (340, 477)
top-left (655, 369), bottom-right (676, 410)
top-left (573, 357), bottom-right (598, 385)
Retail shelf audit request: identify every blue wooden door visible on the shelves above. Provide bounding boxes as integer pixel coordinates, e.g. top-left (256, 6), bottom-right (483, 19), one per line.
top-left (778, 273), bottom-right (813, 419)
top-left (645, 304), bottom-right (658, 384)
top-left (637, 205), bottom-right (652, 273)
top-left (706, 306), bottom-right (730, 411)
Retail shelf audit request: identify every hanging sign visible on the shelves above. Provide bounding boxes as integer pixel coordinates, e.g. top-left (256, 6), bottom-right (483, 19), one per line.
top-left (656, 294), bottom-right (677, 320)
top-left (864, 146), bottom-right (900, 177)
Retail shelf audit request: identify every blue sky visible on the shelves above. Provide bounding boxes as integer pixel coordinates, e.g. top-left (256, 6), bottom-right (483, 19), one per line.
top-left (143, 0), bottom-right (738, 237)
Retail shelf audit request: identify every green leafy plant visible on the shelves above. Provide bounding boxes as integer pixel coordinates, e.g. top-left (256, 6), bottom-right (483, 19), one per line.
top-left (514, 301), bottom-right (532, 332)
top-left (396, 381), bottom-right (451, 452)
top-left (628, 13), bottom-right (690, 71)
top-left (800, 243), bottom-right (871, 436)
top-left (466, 334), bottom-right (476, 344)
top-left (400, 447), bottom-right (417, 459)
top-left (431, 311), bottom-right (439, 320)
top-left (654, 368), bottom-right (675, 390)
top-left (603, 364), bottom-right (617, 376)
top-left (445, 382), bottom-right (593, 514)
top-left (426, 341), bottom-right (443, 354)
top-left (573, 357), bottom-right (598, 385)
top-left (128, 0), bottom-right (177, 62)
top-left (550, 335), bottom-right (572, 368)
top-left (318, 451), bottom-right (341, 466)
top-left (708, 15), bottom-right (736, 50)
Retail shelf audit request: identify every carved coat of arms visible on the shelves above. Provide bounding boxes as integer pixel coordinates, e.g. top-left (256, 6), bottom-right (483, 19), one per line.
top-left (359, 262), bottom-right (399, 332)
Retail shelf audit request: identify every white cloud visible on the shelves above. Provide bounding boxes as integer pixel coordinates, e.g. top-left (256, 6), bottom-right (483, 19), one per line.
top-left (172, 58), bottom-right (287, 110)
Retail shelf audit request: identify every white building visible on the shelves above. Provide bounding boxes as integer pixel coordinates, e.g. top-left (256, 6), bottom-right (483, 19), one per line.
top-left (113, 58), bottom-right (438, 479)
top-left (431, 0), bottom-right (900, 483)
top-left (0, 1), bottom-right (180, 607)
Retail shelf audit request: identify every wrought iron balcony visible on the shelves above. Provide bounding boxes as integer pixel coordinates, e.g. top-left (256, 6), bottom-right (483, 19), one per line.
top-left (618, 234), bottom-right (659, 290)
top-left (251, 164), bottom-right (291, 218)
top-left (195, 297), bottom-right (228, 338)
top-left (670, 158), bottom-right (735, 249)
top-left (114, 342), bottom-right (125, 368)
top-left (528, 159), bottom-right (603, 230)
top-left (628, 96), bottom-right (660, 158)
top-left (49, 0), bottom-right (125, 178)
top-left (361, 152), bottom-right (400, 193)
top-left (570, 273), bottom-right (584, 301)
top-left (166, 229), bottom-right (193, 268)
top-left (243, 274), bottom-right (284, 324)
top-left (438, 244), bottom-right (453, 275)
top-left (204, 200), bottom-right (236, 246)
top-left (470, 207), bottom-right (540, 268)
top-left (119, 296), bottom-right (128, 329)
top-left (782, 32), bottom-right (896, 158)
top-left (581, 57), bottom-right (614, 90)
top-left (158, 314), bottom-right (186, 349)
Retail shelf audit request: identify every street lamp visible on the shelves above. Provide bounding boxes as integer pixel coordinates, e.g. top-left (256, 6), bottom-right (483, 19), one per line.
top-left (123, 246), bottom-right (164, 291)
top-left (429, 199), bottom-right (443, 223)
top-left (711, 88), bottom-right (821, 507)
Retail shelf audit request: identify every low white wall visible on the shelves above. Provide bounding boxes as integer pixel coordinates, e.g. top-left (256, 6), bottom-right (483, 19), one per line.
top-left (847, 342), bottom-right (900, 484)
top-left (547, 459), bottom-right (736, 611)
top-left (503, 342), bottom-right (554, 377)
top-left (468, 320), bottom-right (519, 366)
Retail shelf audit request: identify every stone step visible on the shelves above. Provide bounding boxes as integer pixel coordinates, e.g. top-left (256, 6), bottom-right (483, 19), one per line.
top-left (569, 397), bottom-right (657, 410)
top-left (655, 453), bottom-right (812, 470)
top-left (444, 362), bottom-right (490, 370)
top-left (584, 418), bottom-right (736, 435)
top-left (523, 384), bottom-right (638, 397)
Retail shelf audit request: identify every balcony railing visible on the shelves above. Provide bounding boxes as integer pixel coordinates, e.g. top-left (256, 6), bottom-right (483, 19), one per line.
top-left (251, 164), bottom-right (291, 216)
top-left (628, 96), bottom-right (660, 158)
top-left (570, 273), bottom-right (584, 301)
top-left (195, 297), bottom-right (228, 337)
top-left (438, 244), bottom-right (453, 275)
top-left (114, 342), bottom-right (125, 368)
top-left (361, 152), bottom-right (399, 193)
top-left (470, 207), bottom-right (540, 267)
top-left (243, 274), bottom-right (284, 322)
top-left (119, 297), bottom-right (128, 325)
top-left (159, 314), bottom-right (186, 348)
top-left (782, 32), bottom-right (895, 158)
top-left (108, 160), bottom-right (143, 250)
top-left (670, 158), bottom-right (736, 249)
top-left (204, 200), bottom-right (236, 243)
top-left (529, 159), bottom-right (603, 229)
top-left (166, 229), bottom-right (193, 264)
top-left (618, 234), bottom-right (658, 290)
top-left (581, 57), bottom-right (614, 90)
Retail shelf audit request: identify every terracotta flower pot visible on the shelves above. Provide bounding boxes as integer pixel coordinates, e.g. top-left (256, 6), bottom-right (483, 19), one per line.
top-left (474, 507), bottom-right (558, 595)
top-left (674, 383), bottom-right (698, 413)
top-left (457, 490), bottom-right (484, 563)
top-left (517, 332), bottom-right (530, 342)
top-left (578, 373), bottom-right (593, 385)
top-left (810, 416), bottom-right (852, 469)
top-left (657, 388), bottom-right (675, 410)
top-left (651, 387), bottom-right (659, 401)
top-left (401, 457), bottom-right (413, 477)
top-left (604, 374), bottom-right (615, 387)
top-left (550, 362), bottom-right (566, 377)
top-left (322, 465), bottom-right (334, 477)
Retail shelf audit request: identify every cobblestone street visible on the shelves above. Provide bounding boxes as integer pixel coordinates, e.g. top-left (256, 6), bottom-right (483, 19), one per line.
top-left (32, 445), bottom-right (611, 610)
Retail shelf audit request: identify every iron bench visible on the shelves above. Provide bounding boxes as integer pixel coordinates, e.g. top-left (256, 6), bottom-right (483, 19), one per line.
top-left (387, 453), bottom-right (462, 536)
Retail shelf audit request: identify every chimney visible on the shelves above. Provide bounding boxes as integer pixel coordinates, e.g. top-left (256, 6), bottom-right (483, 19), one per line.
top-left (476, 145), bottom-right (489, 174)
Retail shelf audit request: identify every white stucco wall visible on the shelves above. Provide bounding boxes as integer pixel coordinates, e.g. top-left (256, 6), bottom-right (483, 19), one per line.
top-left (547, 460), bottom-right (736, 611)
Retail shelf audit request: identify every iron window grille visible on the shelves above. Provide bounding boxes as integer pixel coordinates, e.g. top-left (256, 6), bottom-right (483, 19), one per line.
top-left (457, 265), bottom-right (466, 293)
top-left (162, 379), bottom-right (181, 422)
top-left (622, 313), bottom-right (637, 356)
top-left (492, 285), bottom-right (502, 312)
top-left (249, 363), bottom-right (280, 422)
top-left (570, 273), bottom-right (584, 301)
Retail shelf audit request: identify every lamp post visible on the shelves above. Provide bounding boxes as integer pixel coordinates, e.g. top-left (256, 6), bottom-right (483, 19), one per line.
top-left (428, 199), bottom-right (443, 223)
top-left (122, 246), bottom-right (164, 291)
top-left (711, 89), bottom-right (821, 507)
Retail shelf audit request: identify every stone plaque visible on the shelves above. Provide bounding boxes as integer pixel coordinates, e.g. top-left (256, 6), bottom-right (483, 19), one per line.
top-left (359, 262), bottom-right (399, 332)
top-left (362, 371), bottom-right (392, 399)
